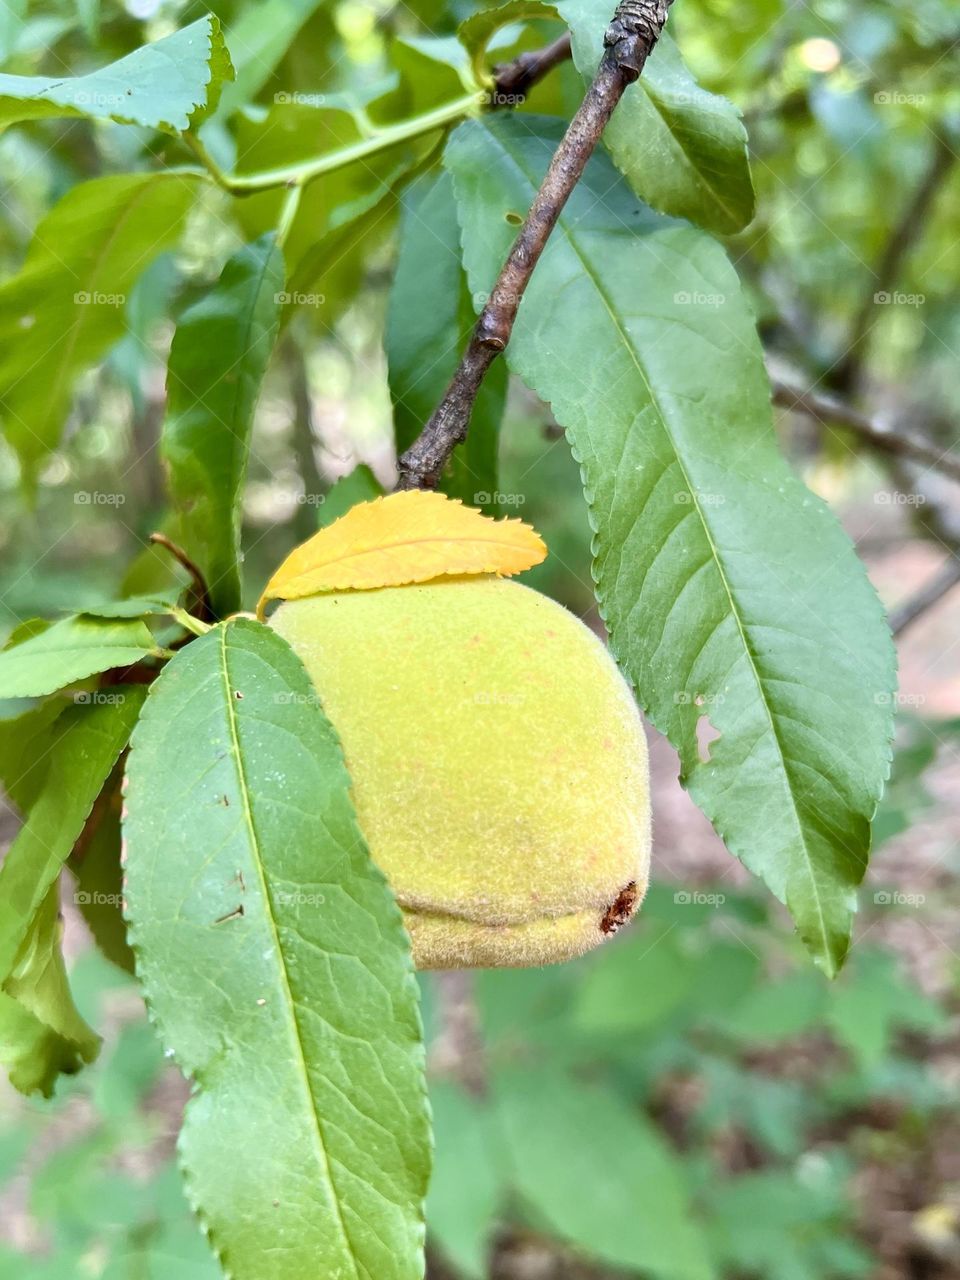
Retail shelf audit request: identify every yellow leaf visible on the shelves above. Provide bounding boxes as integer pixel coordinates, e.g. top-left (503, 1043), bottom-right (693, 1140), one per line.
top-left (257, 491), bottom-right (547, 615)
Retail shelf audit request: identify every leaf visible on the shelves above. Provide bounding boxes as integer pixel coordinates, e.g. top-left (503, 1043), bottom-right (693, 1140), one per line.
top-left (558, 0), bottom-right (755, 234)
top-left (427, 1083), bottom-right (503, 1280)
top-left (122, 619), bottom-right (431, 1280)
top-left (232, 103), bottom-right (420, 291)
top-left (496, 1069), bottom-right (714, 1280)
top-left (258, 490), bottom-right (547, 614)
top-left (458, 0), bottom-right (561, 88)
top-left (0, 696), bottom-right (64, 811)
top-left (386, 170), bottom-right (507, 513)
top-left (0, 172), bottom-right (199, 479)
top-left (214, 0), bottom-right (334, 121)
top-left (0, 690), bottom-right (145, 987)
top-left (318, 465), bottom-right (384, 528)
top-left (0, 615), bottom-right (160, 699)
top-left (71, 791), bottom-right (134, 975)
top-left (77, 595), bottom-right (182, 621)
top-left (0, 17), bottom-right (232, 132)
top-left (825, 949), bottom-right (946, 1070)
top-left (0, 990), bottom-right (80, 1098)
top-left (448, 114), bottom-right (895, 975)
top-left (3, 887), bottom-right (100, 1094)
top-left (162, 236), bottom-right (284, 618)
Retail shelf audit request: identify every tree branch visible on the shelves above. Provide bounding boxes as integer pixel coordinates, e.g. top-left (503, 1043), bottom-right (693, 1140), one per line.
top-left (149, 531), bottom-right (213, 622)
top-left (397, 0), bottom-right (673, 491)
top-left (890, 556), bottom-right (960, 636)
top-left (492, 32), bottom-right (573, 103)
top-left (832, 128), bottom-right (956, 394)
top-left (770, 377), bottom-right (960, 485)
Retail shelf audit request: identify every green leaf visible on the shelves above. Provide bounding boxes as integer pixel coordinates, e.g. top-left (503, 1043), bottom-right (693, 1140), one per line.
top-left (318, 465), bottom-right (384, 527)
top-left (705, 1167), bottom-right (871, 1280)
top-left (0, 172), bottom-right (199, 479)
top-left (232, 103), bottom-right (419, 286)
top-left (122, 619), bottom-right (430, 1280)
top-left (458, 0), bottom-right (561, 88)
top-left (214, 0), bottom-right (333, 121)
top-left (386, 169), bottom-right (506, 511)
top-left (77, 595), bottom-right (182, 621)
top-left (0, 690), bottom-right (145, 987)
top-left (0, 696), bottom-right (64, 811)
top-left (825, 949), bottom-right (946, 1070)
top-left (0, 615), bottom-right (160, 699)
top-left (427, 1083), bottom-right (502, 1279)
top-left (448, 114), bottom-right (895, 975)
top-left (0, 990), bottom-right (79, 1098)
top-left (0, 17), bottom-right (232, 132)
top-left (496, 1069), bottom-right (714, 1280)
top-left (722, 970), bottom-right (827, 1044)
top-left (4, 887), bottom-right (100, 1093)
top-left (71, 796), bottom-right (134, 975)
top-left (162, 236), bottom-right (284, 618)
top-left (558, 0), bottom-right (755, 234)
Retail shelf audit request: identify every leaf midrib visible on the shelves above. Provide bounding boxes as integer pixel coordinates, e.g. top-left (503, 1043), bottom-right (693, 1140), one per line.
top-left (217, 625), bottom-right (361, 1277)
top-left (485, 127), bottom-right (832, 961)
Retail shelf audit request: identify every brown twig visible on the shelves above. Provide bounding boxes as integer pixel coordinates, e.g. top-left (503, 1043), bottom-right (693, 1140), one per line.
top-left (148, 531), bottom-right (213, 621)
top-left (397, 0), bottom-right (673, 491)
top-left (770, 378), bottom-right (960, 485)
top-left (832, 128), bottom-right (956, 394)
top-left (492, 32), bottom-right (573, 103)
top-left (890, 557), bottom-right (960, 636)
top-left (430, 971), bottom-right (487, 1097)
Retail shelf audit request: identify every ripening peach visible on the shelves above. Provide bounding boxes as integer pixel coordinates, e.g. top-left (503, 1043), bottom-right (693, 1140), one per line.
top-left (270, 576), bottom-right (649, 968)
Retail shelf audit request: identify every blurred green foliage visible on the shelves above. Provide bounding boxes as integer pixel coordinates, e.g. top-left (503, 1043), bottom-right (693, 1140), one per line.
top-left (0, 0), bottom-right (958, 1276)
top-left (0, 875), bottom-right (954, 1278)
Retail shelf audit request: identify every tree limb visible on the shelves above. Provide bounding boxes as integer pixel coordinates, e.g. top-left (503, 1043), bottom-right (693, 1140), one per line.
top-left (492, 32), bottom-right (573, 103)
top-left (397, 0), bottom-right (673, 491)
top-left (890, 557), bottom-right (960, 636)
top-left (770, 377), bottom-right (960, 485)
top-left (832, 128), bottom-right (956, 394)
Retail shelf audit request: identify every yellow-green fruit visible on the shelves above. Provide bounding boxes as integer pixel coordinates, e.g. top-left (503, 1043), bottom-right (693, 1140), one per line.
top-left (270, 578), bottom-right (650, 969)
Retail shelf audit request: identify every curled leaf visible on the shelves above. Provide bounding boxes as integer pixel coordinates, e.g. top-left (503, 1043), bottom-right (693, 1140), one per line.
top-left (258, 490), bottom-right (546, 615)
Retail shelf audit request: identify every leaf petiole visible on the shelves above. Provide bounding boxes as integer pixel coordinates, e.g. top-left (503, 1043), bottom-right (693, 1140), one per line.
top-left (183, 92), bottom-right (484, 197)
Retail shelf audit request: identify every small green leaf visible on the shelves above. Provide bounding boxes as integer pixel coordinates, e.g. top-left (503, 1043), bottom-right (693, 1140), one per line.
top-left (496, 1069), bottom-right (714, 1280)
top-left (0, 17), bottom-right (233, 132)
top-left (0, 697), bottom-right (64, 811)
top-left (427, 1083), bottom-right (502, 1280)
top-left (0, 690), bottom-right (145, 987)
top-left (458, 0), bottom-right (561, 88)
top-left (826, 949), bottom-right (946, 1070)
top-left (0, 616), bottom-right (159, 700)
top-left (318, 465), bottom-right (384, 527)
top-left (77, 596), bottom-right (182, 620)
top-left (448, 114), bottom-right (895, 974)
top-left (4, 888), bottom-right (100, 1093)
top-left (123, 619), bottom-right (430, 1280)
top-left (71, 796), bottom-right (134, 975)
top-left (0, 172), bottom-right (199, 478)
top-left (386, 169), bottom-right (506, 511)
top-left (162, 237), bottom-right (285, 618)
top-left (0, 990), bottom-right (79, 1098)
top-left (558, 0), bottom-right (755, 234)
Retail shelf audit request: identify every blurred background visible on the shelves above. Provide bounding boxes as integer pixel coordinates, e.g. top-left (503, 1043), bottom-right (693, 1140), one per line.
top-left (1, 0), bottom-right (959, 1277)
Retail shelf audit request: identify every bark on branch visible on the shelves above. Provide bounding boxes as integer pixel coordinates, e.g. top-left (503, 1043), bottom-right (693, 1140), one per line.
top-left (397, 0), bottom-right (673, 491)
top-left (770, 378), bottom-right (960, 485)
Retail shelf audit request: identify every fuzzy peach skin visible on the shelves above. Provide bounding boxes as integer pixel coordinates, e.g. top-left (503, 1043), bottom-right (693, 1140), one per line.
top-left (270, 577), bottom-right (650, 968)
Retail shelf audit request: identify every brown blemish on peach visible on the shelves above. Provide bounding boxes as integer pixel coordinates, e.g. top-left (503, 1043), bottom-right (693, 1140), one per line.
top-left (599, 881), bottom-right (639, 936)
